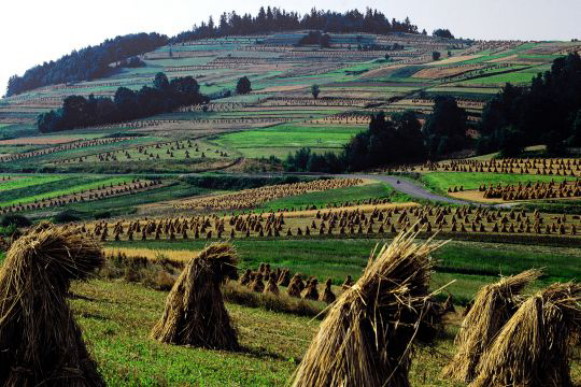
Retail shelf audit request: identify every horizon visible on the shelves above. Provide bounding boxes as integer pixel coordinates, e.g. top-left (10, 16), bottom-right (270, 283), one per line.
top-left (2, 0), bottom-right (579, 96)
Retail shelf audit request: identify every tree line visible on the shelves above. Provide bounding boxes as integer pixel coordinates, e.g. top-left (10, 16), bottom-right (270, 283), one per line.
top-left (479, 53), bottom-right (581, 155)
top-left (37, 73), bottom-right (207, 133)
top-left (6, 33), bottom-right (168, 97)
top-left (174, 7), bottom-right (419, 43)
top-left (285, 97), bottom-right (468, 173)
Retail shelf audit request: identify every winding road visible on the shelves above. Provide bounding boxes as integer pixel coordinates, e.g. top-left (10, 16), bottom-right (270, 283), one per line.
top-left (184, 171), bottom-right (512, 208)
top-left (342, 174), bottom-right (469, 205)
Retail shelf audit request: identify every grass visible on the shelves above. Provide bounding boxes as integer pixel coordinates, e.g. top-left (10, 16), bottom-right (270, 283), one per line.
top-left (0, 176), bottom-right (133, 207)
top-left (68, 278), bottom-right (477, 386)
top-left (214, 124), bottom-right (364, 158)
top-left (106, 238), bottom-right (581, 304)
top-left (422, 172), bottom-right (570, 193)
top-left (254, 182), bottom-right (409, 212)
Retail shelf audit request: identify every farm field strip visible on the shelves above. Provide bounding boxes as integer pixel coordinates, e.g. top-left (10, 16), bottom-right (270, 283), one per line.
top-left (0, 179), bottom-right (164, 214)
top-left (0, 176), bottom-right (138, 207)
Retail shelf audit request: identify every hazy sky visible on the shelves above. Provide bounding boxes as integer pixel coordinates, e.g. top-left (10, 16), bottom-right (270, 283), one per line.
top-left (2, 0), bottom-right (579, 96)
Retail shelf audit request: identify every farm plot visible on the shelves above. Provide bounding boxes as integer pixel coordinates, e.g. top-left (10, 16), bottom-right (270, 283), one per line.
top-left (404, 158), bottom-right (581, 178)
top-left (0, 137), bottom-right (135, 164)
top-left (0, 179), bottom-right (164, 215)
top-left (174, 178), bottom-right (365, 212)
top-left (213, 124), bottom-right (365, 158)
top-left (0, 175), bottom-right (144, 208)
top-left (51, 139), bottom-right (230, 166)
top-left (447, 180), bottom-right (581, 203)
top-left (420, 172), bottom-right (570, 193)
top-left (83, 201), bottom-right (581, 245)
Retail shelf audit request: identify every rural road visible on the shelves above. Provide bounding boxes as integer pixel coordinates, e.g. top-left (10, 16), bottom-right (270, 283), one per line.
top-left (341, 174), bottom-right (470, 205)
top-left (183, 171), bottom-right (512, 208)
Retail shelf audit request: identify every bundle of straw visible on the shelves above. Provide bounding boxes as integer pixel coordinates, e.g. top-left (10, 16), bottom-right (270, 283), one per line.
top-left (291, 230), bottom-right (445, 387)
top-left (472, 282), bottom-right (581, 387)
top-left (442, 269), bottom-right (541, 383)
top-left (151, 243), bottom-right (239, 350)
top-left (0, 226), bottom-right (105, 386)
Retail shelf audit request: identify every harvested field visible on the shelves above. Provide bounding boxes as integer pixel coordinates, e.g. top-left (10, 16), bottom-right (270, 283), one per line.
top-left (175, 178), bottom-right (365, 211)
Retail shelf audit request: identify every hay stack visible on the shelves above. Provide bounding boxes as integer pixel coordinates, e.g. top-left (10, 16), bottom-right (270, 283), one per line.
top-left (291, 231), bottom-right (444, 387)
top-left (472, 283), bottom-right (581, 387)
top-left (151, 243), bottom-right (239, 350)
top-left (442, 269), bottom-right (541, 383)
top-left (0, 227), bottom-right (105, 386)
top-left (321, 279), bottom-right (336, 304)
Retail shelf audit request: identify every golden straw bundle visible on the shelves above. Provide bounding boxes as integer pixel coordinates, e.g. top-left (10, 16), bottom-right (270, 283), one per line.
top-left (472, 282), bottom-right (581, 387)
top-left (291, 230), bottom-right (445, 387)
top-left (0, 226), bottom-right (105, 386)
top-left (442, 269), bottom-right (541, 383)
top-left (151, 242), bottom-right (239, 350)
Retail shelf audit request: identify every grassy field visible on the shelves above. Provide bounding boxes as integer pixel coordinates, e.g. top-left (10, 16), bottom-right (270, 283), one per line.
top-left (422, 172), bottom-right (570, 192)
top-left (71, 279), bottom-right (471, 386)
top-left (106, 238), bottom-right (580, 304)
top-left (254, 182), bottom-right (409, 212)
top-left (214, 125), bottom-right (364, 158)
top-left (0, 175), bottom-right (134, 207)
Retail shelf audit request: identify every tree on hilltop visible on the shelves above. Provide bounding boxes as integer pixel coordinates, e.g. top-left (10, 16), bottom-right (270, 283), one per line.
top-left (236, 77), bottom-right (252, 94)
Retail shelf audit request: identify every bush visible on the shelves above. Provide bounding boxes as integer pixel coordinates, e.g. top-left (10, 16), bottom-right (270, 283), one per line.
top-left (94, 211), bottom-right (112, 220)
top-left (52, 210), bottom-right (83, 223)
top-left (0, 214), bottom-right (31, 228)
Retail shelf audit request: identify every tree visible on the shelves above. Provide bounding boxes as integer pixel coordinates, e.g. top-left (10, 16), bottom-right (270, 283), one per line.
top-left (567, 109), bottom-right (581, 146)
top-left (236, 76), bottom-right (252, 94)
top-left (497, 126), bottom-right (525, 157)
top-left (311, 84), bottom-right (320, 99)
top-left (433, 29), bottom-right (455, 39)
top-left (432, 51), bottom-right (441, 61)
top-left (423, 96), bottom-right (468, 157)
top-left (153, 72), bottom-right (170, 90)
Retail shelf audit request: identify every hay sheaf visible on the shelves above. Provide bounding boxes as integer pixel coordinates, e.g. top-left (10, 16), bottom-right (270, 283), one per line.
top-left (442, 269), bottom-right (541, 383)
top-left (472, 282), bottom-right (581, 387)
top-left (151, 242), bottom-right (239, 350)
top-left (291, 230), bottom-right (445, 387)
top-left (0, 227), bottom-right (105, 386)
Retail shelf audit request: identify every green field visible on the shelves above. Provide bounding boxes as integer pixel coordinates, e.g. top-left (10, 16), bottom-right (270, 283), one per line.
top-left (214, 125), bottom-right (364, 158)
top-left (107, 238), bottom-right (580, 304)
top-left (421, 172), bottom-right (570, 192)
top-left (0, 175), bottom-right (135, 207)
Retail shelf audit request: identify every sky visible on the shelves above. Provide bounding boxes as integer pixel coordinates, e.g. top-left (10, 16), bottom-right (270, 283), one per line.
top-left (1, 0), bottom-right (579, 96)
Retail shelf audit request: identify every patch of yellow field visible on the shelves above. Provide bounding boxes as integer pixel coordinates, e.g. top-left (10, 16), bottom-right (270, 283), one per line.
top-left (103, 247), bottom-right (198, 262)
top-left (259, 85), bottom-right (308, 93)
top-left (488, 54), bottom-right (518, 63)
top-left (449, 190), bottom-right (581, 204)
top-left (283, 201), bottom-right (419, 218)
top-left (426, 55), bottom-right (482, 66)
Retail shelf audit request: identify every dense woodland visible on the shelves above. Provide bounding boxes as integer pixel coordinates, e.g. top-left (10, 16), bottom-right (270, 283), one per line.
top-left (37, 73), bottom-right (207, 133)
top-left (479, 53), bottom-right (581, 155)
top-left (173, 7), bottom-right (419, 43)
top-left (6, 33), bottom-right (168, 97)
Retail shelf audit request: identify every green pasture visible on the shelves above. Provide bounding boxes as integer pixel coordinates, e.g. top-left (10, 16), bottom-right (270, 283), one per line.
top-left (254, 182), bottom-right (410, 212)
top-left (0, 175), bottom-right (134, 207)
top-left (213, 124), bottom-right (364, 158)
top-left (421, 172), bottom-right (570, 192)
top-left (107, 238), bottom-right (580, 304)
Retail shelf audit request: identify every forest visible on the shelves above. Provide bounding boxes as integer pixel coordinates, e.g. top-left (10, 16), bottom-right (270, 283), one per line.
top-left (37, 73), bottom-right (207, 133)
top-left (6, 33), bottom-right (168, 97)
top-left (479, 53), bottom-right (581, 155)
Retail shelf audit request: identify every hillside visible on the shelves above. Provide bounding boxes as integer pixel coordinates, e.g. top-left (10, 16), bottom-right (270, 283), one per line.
top-left (1, 32), bottom-right (578, 173)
